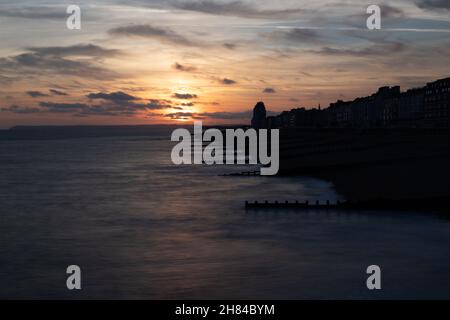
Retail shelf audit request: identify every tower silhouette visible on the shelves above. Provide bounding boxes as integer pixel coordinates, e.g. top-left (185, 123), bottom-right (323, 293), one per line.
top-left (251, 101), bottom-right (267, 129)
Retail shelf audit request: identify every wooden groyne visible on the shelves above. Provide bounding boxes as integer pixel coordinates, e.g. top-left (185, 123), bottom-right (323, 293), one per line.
top-left (220, 171), bottom-right (260, 177)
top-left (245, 200), bottom-right (341, 209)
top-left (244, 197), bottom-right (450, 212)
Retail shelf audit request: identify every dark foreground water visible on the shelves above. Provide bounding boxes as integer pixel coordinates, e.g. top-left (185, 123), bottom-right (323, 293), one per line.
top-left (0, 136), bottom-right (449, 299)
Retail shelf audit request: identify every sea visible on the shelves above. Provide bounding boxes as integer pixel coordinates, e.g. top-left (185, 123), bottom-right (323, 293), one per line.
top-left (0, 132), bottom-right (449, 299)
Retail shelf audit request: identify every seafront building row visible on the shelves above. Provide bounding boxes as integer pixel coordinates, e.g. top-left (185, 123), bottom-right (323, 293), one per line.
top-left (254, 77), bottom-right (450, 129)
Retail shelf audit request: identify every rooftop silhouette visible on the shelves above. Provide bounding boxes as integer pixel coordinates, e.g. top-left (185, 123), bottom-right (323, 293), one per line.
top-left (265, 77), bottom-right (450, 129)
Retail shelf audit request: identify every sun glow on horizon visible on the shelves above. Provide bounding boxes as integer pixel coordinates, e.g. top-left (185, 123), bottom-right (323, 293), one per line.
top-left (1, 0), bottom-right (449, 128)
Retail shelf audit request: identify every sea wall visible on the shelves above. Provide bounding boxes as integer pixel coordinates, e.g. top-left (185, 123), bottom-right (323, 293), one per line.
top-left (278, 128), bottom-right (450, 200)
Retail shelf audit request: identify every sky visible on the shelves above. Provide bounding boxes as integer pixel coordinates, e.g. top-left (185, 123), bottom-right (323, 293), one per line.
top-left (0, 0), bottom-right (449, 128)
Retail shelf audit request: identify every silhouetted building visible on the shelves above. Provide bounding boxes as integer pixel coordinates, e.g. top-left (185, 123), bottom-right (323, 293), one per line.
top-left (328, 100), bottom-right (352, 127)
top-left (424, 77), bottom-right (450, 127)
top-left (251, 101), bottom-right (267, 129)
top-left (371, 86), bottom-right (400, 127)
top-left (290, 107), bottom-right (324, 127)
top-left (351, 97), bottom-right (370, 128)
top-left (266, 116), bottom-right (277, 129)
top-left (398, 88), bottom-right (425, 127)
top-left (264, 76), bottom-right (449, 129)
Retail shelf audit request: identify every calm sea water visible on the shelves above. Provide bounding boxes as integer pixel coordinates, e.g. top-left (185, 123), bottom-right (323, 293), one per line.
top-left (0, 136), bottom-right (449, 299)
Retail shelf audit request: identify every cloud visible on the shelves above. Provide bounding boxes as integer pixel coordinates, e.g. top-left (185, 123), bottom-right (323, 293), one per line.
top-left (0, 74), bottom-right (15, 84)
top-left (146, 99), bottom-right (173, 110)
top-left (2, 91), bottom-right (170, 118)
top-left (9, 95), bottom-right (175, 117)
top-left (27, 44), bottom-right (120, 58)
top-left (172, 93), bottom-right (198, 99)
top-left (87, 91), bottom-right (139, 104)
top-left (26, 91), bottom-right (48, 98)
top-left (173, 62), bottom-right (197, 72)
top-left (50, 89), bottom-right (68, 96)
top-left (164, 112), bottom-right (195, 120)
top-left (39, 102), bottom-right (90, 113)
top-left (0, 44), bottom-right (120, 80)
top-left (309, 42), bottom-right (406, 57)
top-left (172, 0), bottom-right (303, 19)
top-left (76, 106), bottom-right (128, 117)
top-left (2, 95), bottom-right (268, 121)
top-left (346, 4), bottom-right (405, 23)
top-left (219, 78), bottom-right (237, 85)
top-left (109, 24), bottom-right (194, 46)
top-left (381, 5), bottom-right (405, 18)
top-left (223, 43), bottom-right (237, 50)
top-left (198, 110), bottom-right (252, 119)
top-left (87, 92), bottom-right (173, 111)
top-left (163, 109), bottom-right (276, 121)
top-left (278, 29), bottom-right (321, 44)
top-left (0, 6), bottom-right (67, 20)
top-left (416, 0), bottom-right (450, 10)
top-left (263, 88), bottom-right (276, 93)
top-left (1, 105), bottom-right (41, 114)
